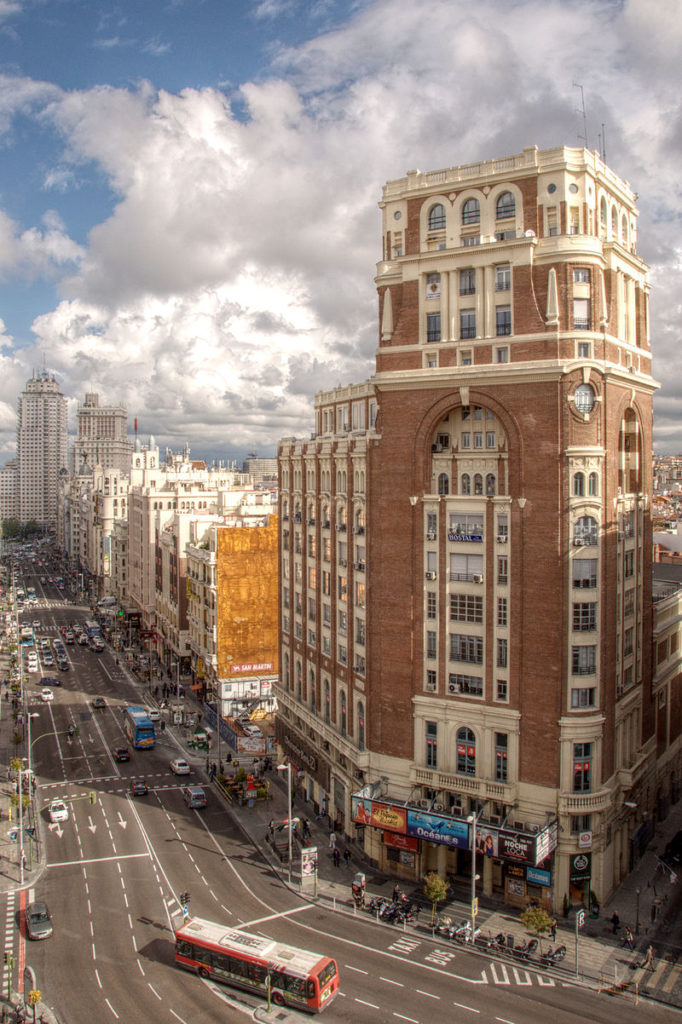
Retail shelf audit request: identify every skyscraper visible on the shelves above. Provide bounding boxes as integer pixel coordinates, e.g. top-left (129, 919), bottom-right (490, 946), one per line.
top-left (70, 392), bottom-right (131, 475)
top-left (277, 145), bottom-right (657, 910)
top-left (17, 373), bottom-right (68, 528)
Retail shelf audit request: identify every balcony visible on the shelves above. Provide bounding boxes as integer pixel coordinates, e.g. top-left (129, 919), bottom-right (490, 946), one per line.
top-left (559, 788), bottom-right (611, 815)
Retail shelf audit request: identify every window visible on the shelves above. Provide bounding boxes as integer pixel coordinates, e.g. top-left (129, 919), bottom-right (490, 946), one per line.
top-left (427, 592), bottom-right (437, 619)
top-left (426, 721), bottom-right (438, 768)
top-left (462, 198), bottom-right (480, 224)
top-left (461, 473), bottom-right (471, 494)
top-left (461, 234), bottom-right (480, 247)
top-left (496, 306), bottom-right (512, 336)
top-left (340, 691), bottom-right (347, 736)
top-left (624, 627), bottom-right (634, 657)
top-left (573, 298), bottom-right (590, 329)
top-left (438, 473), bottom-right (449, 496)
top-left (474, 473), bottom-right (483, 494)
top-left (573, 472), bottom-right (585, 496)
top-left (570, 813), bottom-right (592, 834)
top-left (428, 204), bottom-right (446, 230)
top-left (324, 680), bottom-right (330, 723)
top-left (486, 473), bottom-right (496, 495)
top-left (572, 742), bottom-right (592, 793)
top-left (496, 192), bottom-right (515, 219)
top-left (573, 603), bottom-right (597, 631)
top-left (460, 268), bottom-right (476, 295)
top-left (497, 637), bottom-right (508, 668)
top-left (588, 472), bottom-right (598, 496)
top-left (426, 670), bottom-right (437, 692)
top-left (497, 556), bottom-right (508, 585)
top-left (460, 350), bottom-right (473, 366)
top-left (450, 634), bottom-right (483, 664)
top-left (495, 265), bottom-right (511, 290)
top-left (456, 727), bottom-right (476, 775)
top-left (577, 341), bottom-right (591, 359)
top-left (624, 550), bottom-right (634, 578)
top-left (497, 514), bottom-right (508, 539)
top-left (571, 687), bottom-right (596, 708)
top-left (496, 678), bottom-right (508, 701)
top-left (427, 312), bottom-right (441, 343)
top-left (460, 309), bottom-right (476, 339)
top-left (495, 347), bottom-right (509, 364)
top-left (572, 645), bottom-right (597, 675)
top-left (450, 593), bottom-right (483, 623)
top-left (357, 702), bottom-right (365, 751)
top-left (355, 617), bottom-right (366, 645)
top-left (497, 597), bottom-right (508, 627)
top-left (426, 630), bottom-right (437, 659)
top-left (449, 512), bottom-right (483, 540)
top-left (449, 673), bottom-right (482, 696)
top-left (573, 268), bottom-right (590, 284)
top-left (495, 733), bottom-right (508, 782)
top-left (574, 516), bottom-right (598, 546)
top-left (461, 432), bottom-right (471, 450)
top-left (486, 430), bottom-right (496, 447)
top-left (573, 557), bottom-right (597, 589)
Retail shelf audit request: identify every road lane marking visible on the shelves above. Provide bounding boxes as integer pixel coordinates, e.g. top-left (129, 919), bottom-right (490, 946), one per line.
top-left (242, 904), bottom-right (315, 928)
top-left (94, 969), bottom-right (102, 988)
top-left (345, 964), bottom-right (369, 974)
top-left (393, 1015), bottom-right (418, 1022)
top-left (416, 989), bottom-right (439, 998)
top-left (148, 984), bottom-right (161, 1000)
top-left (105, 998), bottom-right (119, 1018)
top-left (380, 977), bottom-right (404, 986)
top-left (170, 1011), bottom-right (188, 1024)
top-left (92, 943), bottom-right (96, 960)
top-left (355, 999), bottom-right (379, 1008)
top-left (48, 852), bottom-right (149, 867)
top-left (453, 1002), bottom-right (480, 1012)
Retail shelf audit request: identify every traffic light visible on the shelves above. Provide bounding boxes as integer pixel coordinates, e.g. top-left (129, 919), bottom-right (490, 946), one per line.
top-left (88, 791), bottom-right (97, 805)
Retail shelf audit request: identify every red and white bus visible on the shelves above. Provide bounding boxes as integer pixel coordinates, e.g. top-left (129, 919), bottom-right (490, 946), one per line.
top-left (174, 916), bottom-right (339, 1013)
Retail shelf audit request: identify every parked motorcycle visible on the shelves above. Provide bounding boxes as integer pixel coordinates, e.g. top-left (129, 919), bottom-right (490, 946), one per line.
top-left (538, 944), bottom-right (566, 966)
top-left (453, 922), bottom-right (482, 945)
top-left (513, 938), bottom-right (539, 960)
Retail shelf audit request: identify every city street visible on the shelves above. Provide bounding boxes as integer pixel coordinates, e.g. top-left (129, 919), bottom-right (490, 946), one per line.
top-left (0, 569), bottom-right (671, 1024)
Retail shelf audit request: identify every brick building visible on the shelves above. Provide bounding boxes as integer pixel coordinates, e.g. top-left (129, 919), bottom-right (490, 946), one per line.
top-left (277, 145), bottom-right (660, 910)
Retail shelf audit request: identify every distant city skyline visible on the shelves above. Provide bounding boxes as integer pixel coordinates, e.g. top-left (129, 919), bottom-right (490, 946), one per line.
top-left (0, 1), bottom-right (681, 457)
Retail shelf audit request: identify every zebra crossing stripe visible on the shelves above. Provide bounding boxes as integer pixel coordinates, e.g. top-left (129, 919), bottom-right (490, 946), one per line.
top-left (489, 962), bottom-right (510, 984)
top-left (512, 967), bottom-right (532, 985)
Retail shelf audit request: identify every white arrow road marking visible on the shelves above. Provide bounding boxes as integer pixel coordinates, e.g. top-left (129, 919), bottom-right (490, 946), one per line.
top-left (117, 812), bottom-right (127, 829)
top-left (48, 823), bottom-right (63, 838)
top-left (87, 817), bottom-right (96, 833)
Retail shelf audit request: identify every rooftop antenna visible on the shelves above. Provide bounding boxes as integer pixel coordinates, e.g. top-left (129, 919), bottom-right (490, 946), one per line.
top-left (572, 82), bottom-right (588, 151)
top-left (601, 122), bottom-right (607, 163)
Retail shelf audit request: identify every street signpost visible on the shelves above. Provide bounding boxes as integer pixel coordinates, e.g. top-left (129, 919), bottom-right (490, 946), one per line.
top-left (575, 907), bottom-right (585, 977)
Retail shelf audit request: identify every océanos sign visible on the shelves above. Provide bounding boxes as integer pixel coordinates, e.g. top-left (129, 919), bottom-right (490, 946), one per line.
top-left (406, 810), bottom-right (469, 848)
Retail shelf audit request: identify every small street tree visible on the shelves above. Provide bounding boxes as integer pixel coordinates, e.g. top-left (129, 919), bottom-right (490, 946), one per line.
top-left (423, 871), bottom-right (448, 925)
top-left (520, 905), bottom-right (554, 936)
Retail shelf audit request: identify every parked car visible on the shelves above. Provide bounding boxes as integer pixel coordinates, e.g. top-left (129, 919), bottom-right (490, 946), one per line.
top-left (170, 758), bottom-right (190, 775)
top-left (146, 708), bottom-right (160, 722)
top-left (130, 779), bottom-right (148, 797)
top-left (26, 901), bottom-right (53, 940)
top-left (113, 747), bottom-right (130, 762)
top-left (57, 659), bottom-right (69, 671)
top-left (40, 675), bottom-right (61, 688)
top-left (40, 688), bottom-right (54, 702)
top-left (91, 697), bottom-right (106, 710)
top-left (48, 800), bottom-right (69, 823)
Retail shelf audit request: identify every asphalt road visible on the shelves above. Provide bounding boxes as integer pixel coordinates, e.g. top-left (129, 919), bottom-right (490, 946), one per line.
top-left (8, 566), bottom-right (679, 1024)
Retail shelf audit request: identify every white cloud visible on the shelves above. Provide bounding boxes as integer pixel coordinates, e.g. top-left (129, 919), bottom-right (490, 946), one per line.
top-left (0, 0), bottom-right (681, 457)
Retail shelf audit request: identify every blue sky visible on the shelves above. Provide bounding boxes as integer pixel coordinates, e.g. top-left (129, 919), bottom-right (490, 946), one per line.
top-left (0, 0), bottom-right (680, 464)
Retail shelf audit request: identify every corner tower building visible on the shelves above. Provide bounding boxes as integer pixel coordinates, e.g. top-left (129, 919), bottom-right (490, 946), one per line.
top-left (17, 372), bottom-right (68, 529)
top-left (277, 145), bottom-right (658, 910)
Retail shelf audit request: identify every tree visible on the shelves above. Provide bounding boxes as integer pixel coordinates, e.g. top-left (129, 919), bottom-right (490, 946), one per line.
top-left (423, 871), bottom-right (449, 925)
top-left (1, 519), bottom-right (21, 539)
top-left (520, 905), bottom-right (555, 936)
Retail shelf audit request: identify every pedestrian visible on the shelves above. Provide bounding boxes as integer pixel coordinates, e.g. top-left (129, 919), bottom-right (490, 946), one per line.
top-left (328, 831), bottom-right (337, 850)
top-left (343, 847), bottom-right (351, 868)
top-left (549, 919), bottom-right (557, 941)
top-left (610, 910), bottom-right (620, 934)
top-left (227, 752), bottom-right (232, 764)
top-left (641, 944), bottom-right (655, 971)
top-left (268, 819), bottom-right (274, 838)
top-left (160, 720), bottom-right (165, 732)
top-left (154, 685), bottom-right (159, 698)
top-left (622, 926), bottom-right (634, 951)
top-left (393, 883), bottom-right (402, 901)
top-left (333, 848), bottom-right (341, 868)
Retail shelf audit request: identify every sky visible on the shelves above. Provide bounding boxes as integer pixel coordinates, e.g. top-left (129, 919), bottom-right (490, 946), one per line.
top-left (0, 0), bottom-right (680, 466)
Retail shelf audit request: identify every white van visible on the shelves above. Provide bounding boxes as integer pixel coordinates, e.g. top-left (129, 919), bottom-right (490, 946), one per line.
top-left (183, 786), bottom-right (207, 809)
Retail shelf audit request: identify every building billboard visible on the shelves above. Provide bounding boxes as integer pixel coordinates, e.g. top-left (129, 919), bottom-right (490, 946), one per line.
top-left (406, 809), bottom-right (469, 848)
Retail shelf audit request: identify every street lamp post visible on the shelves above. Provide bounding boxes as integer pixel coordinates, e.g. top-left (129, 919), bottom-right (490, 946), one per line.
top-left (467, 813), bottom-right (478, 939)
top-left (277, 762), bottom-right (292, 884)
top-left (635, 887), bottom-right (641, 935)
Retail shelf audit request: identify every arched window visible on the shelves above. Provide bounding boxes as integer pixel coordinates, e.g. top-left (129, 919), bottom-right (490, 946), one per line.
top-left (461, 473), bottom-right (471, 495)
top-left (309, 669), bottom-right (316, 712)
top-left (340, 691), bottom-right (347, 737)
top-left (462, 198), bottom-right (480, 225)
top-left (600, 197), bottom-right (607, 226)
top-left (284, 653), bottom-right (290, 691)
top-left (486, 473), bottom-right (496, 496)
top-left (496, 191), bottom-right (515, 219)
top-left (611, 207), bottom-right (618, 237)
top-left (573, 472), bottom-right (585, 497)
top-left (357, 701), bottom-right (365, 752)
top-left (474, 473), bottom-right (483, 495)
top-left (574, 515), bottom-right (598, 546)
top-left (428, 203), bottom-right (446, 230)
top-left (588, 472), bottom-right (599, 496)
top-left (621, 214), bottom-right (628, 245)
top-left (296, 661), bottom-right (302, 701)
top-left (438, 473), bottom-right (449, 496)
top-left (456, 727), bottom-right (476, 775)
top-left (321, 503), bottom-right (328, 525)
top-left (324, 680), bottom-right (331, 724)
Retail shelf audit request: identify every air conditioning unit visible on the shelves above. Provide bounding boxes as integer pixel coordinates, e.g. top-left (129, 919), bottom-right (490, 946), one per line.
top-left (573, 538), bottom-right (584, 546)
top-left (472, 574), bottom-right (483, 584)
top-left (418, 798), bottom-right (430, 809)
top-left (307, 518), bottom-right (316, 525)
top-left (426, 531), bottom-right (437, 541)
top-left (448, 681), bottom-right (459, 694)
top-left (339, 558), bottom-right (347, 568)
top-left (488, 814), bottom-right (502, 826)
top-left (336, 523), bottom-right (347, 532)
top-left (425, 571), bottom-right (437, 580)
top-left (433, 802), bottom-right (445, 814)
top-left (497, 535), bottom-right (507, 543)
top-left (323, 521), bottom-right (331, 529)
top-left (450, 802), bottom-right (463, 816)
top-left (527, 823), bottom-right (540, 834)
top-left (352, 526), bottom-right (365, 535)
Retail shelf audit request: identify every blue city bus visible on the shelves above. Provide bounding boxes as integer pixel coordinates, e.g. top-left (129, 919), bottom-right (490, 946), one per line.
top-left (85, 620), bottom-right (101, 638)
top-left (123, 706), bottom-right (155, 749)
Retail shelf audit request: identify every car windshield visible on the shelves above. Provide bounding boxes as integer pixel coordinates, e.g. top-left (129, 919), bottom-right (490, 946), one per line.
top-left (29, 909), bottom-right (48, 923)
